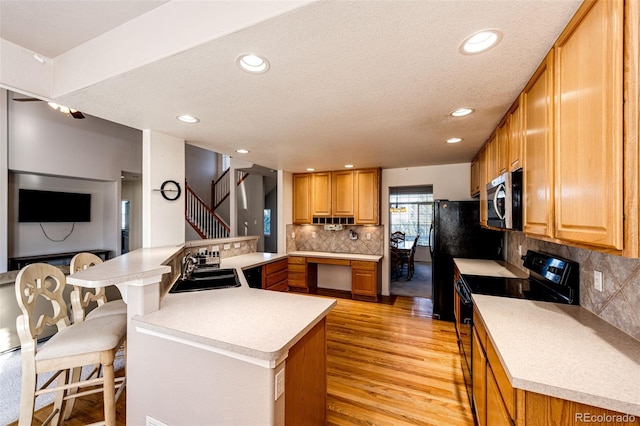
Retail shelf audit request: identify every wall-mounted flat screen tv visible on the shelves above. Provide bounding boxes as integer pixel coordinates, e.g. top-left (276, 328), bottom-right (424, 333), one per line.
top-left (19, 189), bottom-right (91, 222)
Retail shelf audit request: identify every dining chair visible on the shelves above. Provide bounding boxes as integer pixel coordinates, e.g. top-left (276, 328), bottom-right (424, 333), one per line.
top-left (15, 263), bottom-right (126, 426)
top-left (390, 231), bottom-right (405, 243)
top-left (407, 235), bottom-right (420, 279)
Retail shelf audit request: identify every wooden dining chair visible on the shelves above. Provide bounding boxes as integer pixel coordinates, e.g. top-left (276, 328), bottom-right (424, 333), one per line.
top-left (69, 252), bottom-right (126, 322)
top-left (390, 231), bottom-right (405, 243)
top-left (407, 235), bottom-right (420, 279)
top-left (15, 263), bottom-right (126, 426)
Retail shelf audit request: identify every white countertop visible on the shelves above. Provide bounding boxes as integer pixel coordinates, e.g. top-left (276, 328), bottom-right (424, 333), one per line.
top-left (288, 251), bottom-right (382, 262)
top-left (133, 287), bottom-right (336, 366)
top-left (454, 258), bottom-right (528, 278)
top-left (222, 252), bottom-right (288, 269)
top-left (473, 295), bottom-right (640, 416)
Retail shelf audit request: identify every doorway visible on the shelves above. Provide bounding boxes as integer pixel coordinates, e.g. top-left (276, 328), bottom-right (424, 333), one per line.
top-left (389, 185), bottom-right (433, 301)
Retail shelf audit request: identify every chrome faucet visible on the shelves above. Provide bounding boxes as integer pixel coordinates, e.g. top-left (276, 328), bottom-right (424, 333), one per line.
top-left (181, 251), bottom-right (197, 280)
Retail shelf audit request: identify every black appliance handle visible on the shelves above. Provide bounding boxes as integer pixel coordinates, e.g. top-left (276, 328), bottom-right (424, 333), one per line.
top-left (428, 223), bottom-right (434, 257)
top-left (455, 279), bottom-right (472, 306)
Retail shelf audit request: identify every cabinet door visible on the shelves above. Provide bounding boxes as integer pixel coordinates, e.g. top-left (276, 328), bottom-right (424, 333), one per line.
top-left (331, 171), bottom-right (354, 216)
top-left (478, 147), bottom-right (488, 225)
top-left (486, 368), bottom-right (514, 426)
top-left (554, 0), bottom-right (623, 250)
top-left (354, 169), bottom-right (380, 224)
top-left (486, 135), bottom-right (497, 181)
top-left (311, 172), bottom-right (332, 217)
top-left (351, 261), bottom-right (377, 299)
top-left (496, 120), bottom-right (509, 176)
top-left (472, 330), bottom-right (487, 426)
top-left (293, 174), bottom-right (312, 224)
top-left (523, 52), bottom-right (555, 238)
top-left (470, 156), bottom-right (480, 197)
top-left (508, 97), bottom-right (523, 172)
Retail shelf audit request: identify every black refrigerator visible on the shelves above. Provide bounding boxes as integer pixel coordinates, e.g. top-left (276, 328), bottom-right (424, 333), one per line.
top-left (428, 200), bottom-right (503, 321)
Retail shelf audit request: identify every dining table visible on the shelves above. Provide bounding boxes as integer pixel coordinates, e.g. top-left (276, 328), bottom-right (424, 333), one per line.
top-left (395, 238), bottom-right (416, 279)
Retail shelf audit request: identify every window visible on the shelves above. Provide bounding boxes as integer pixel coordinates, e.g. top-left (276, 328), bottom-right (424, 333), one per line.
top-left (389, 187), bottom-right (433, 246)
top-left (263, 209), bottom-right (271, 236)
top-left (221, 154), bottom-right (231, 172)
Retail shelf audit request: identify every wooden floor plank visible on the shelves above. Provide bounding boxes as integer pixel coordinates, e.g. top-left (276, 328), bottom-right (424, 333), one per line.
top-left (10, 295), bottom-right (473, 425)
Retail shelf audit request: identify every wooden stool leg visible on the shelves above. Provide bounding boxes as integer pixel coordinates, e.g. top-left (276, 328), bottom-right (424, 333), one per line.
top-left (63, 366), bottom-right (82, 420)
top-left (52, 369), bottom-right (68, 426)
top-left (18, 364), bottom-right (36, 426)
top-left (103, 361), bottom-right (116, 426)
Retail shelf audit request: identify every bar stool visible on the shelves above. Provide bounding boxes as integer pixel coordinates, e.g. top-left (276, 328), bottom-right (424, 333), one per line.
top-left (15, 263), bottom-right (126, 425)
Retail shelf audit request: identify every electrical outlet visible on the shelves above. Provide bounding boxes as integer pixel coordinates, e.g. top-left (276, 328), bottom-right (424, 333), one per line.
top-left (234, 242), bottom-right (241, 249)
top-left (223, 244), bottom-right (231, 250)
top-left (312, 232), bottom-right (316, 238)
top-left (518, 244), bottom-right (522, 256)
top-left (291, 232), bottom-right (295, 239)
top-left (275, 369), bottom-right (285, 400)
top-left (367, 233), bottom-right (371, 240)
top-left (212, 245), bottom-right (219, 251)
top-left (594, 270), bottom-right (603, 292)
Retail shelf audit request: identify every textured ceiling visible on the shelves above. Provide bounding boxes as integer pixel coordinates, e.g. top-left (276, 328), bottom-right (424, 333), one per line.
top-left (0, 0), bottom-right (583, 173)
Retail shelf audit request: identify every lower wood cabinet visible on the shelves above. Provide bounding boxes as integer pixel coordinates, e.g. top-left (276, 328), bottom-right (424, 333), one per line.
top-left (262, 258), bottom-right (289, 292)
top-left (287, 256), bottom-right (317, 293)
top-left (486, 367), bottom-right (514, 426)
top-left (472, 329), bottom-right (487, 426)
top-left (350, 260), bottom-right (379, 302)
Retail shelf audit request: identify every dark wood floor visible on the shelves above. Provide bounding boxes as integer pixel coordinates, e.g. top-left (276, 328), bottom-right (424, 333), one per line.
top-left (14, 295), bottom-right (473, 426)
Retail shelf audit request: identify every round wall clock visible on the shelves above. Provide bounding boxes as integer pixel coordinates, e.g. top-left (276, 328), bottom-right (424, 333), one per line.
top-left (160, 180), bottom-right (181, 201)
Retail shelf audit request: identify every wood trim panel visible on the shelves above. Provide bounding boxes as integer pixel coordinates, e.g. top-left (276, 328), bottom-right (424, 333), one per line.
top-left (288, 256), bottom-right (307, 265)
top-left (487, 339), bottom-right (516, 421)
top-left (306, 257), bottom-right (351, 266)
top-left (473, 309), bottom-right (487, 351)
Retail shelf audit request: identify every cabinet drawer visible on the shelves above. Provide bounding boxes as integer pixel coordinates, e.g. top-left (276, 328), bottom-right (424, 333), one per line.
top-left (265, 269), bottom-right (288, 287)
top-left (264, 258), bottom-right (288, 275)
top-left (487, 339), bottom-right (516, 421)
top-left (351, 260), bottom-right (376, 271)
top-left (266, 281), bottom-right (289, 292)
top-left (288, 272), bottom-right (307, 286)
top-left (288, 256), bottom-right (307, 265)
top-left (288, 264), bottom-right (307, 274)
top-left (473, 309), bottom-right (487, 351)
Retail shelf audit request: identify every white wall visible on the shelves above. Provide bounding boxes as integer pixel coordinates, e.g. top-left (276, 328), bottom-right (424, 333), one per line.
top-left (0, 90), bottom-right (7, 271)
top-left (142, 130), bottom-right (185, 248)
top-left (380, 163), bottom-right (473, 295)
top-left (121, 178), bottom-right (143, 252)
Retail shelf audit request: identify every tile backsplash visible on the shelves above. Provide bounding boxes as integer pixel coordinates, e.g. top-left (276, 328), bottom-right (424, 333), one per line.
top-left (286, 224), bottom-right (384, 256)
top-left (506, 232), bottom-right (640, 341)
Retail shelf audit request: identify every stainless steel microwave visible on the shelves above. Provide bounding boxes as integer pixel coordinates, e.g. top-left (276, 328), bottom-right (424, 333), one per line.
top-left (486, 170), bottom-right (522, 230)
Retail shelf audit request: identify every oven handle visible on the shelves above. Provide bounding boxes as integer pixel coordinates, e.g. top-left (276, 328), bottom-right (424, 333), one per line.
top-left (493, 182), bottom-right (506, 220)
top-left (455, 279), bottom-right (473, 306)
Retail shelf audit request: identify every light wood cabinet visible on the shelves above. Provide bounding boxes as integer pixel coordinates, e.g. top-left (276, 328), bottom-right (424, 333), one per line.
top-left (496, 119), bottom-right (509, 177)
top-left (470, 155), bottom-right (480, 196)
top-left (293, 174), bottom-right (312, 224)
top-left (351, 260), bottom-right (379, 301)
top-left (472, 329), bottom-right (487, 426)
top-left (522, 51), bottom-right (555, 239)
top-left (331, 171), bottom-right (354, 216)
top-left (287, 256), bottom-right (317, 293)
top-left (293, 168), bottom-right (379, 225)
top-left (311, 172), bottom-right (332, 217)
top-left (354, 168), bottom-right (380, 225)
top-left (486, 368), bottom-right (513, 426)
top-left (262, 258), bottom-right (289, 292)
top-left (508, 97), bottom-right (523, 172)
top-left (478, 146), bottom-right (488, 225)
top-left (553, 0), bottom-right (624, 250)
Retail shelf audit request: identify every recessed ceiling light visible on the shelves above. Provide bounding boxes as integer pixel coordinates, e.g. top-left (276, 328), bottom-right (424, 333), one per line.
top-left (177, 114), bottom-right (199, 123)
top-left (32, 54), bottom-right (46, 64)
top-left (237, 54), bottom-right (270, 74)
top-left (460, 29), bottom-right (503, 55)
top-left (236, 149), bottom-right (249, 154)
top-left (306, 168), bottom-right (315, 172)
top-left (450, 107), bottom-right (475, 117)
top-left (447, 138), bottom-right (463, 144)
top-left (345, 164), bottom-right (354, 168)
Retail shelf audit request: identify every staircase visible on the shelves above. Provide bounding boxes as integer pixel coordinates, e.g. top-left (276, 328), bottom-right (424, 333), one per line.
top-left (185, 169), bottom-right (250, 239)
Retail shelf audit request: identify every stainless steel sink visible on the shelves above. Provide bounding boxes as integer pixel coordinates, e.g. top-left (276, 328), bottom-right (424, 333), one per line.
top-left (169, 267), bottom-right (240, 293)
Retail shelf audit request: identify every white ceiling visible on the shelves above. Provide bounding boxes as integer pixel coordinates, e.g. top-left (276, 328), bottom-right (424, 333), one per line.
top-left (0, 0), bottom-right (582, 173)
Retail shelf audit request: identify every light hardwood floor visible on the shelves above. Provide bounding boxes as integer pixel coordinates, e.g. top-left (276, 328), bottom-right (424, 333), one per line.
top-left (13, 295), bottom-right (473, 426)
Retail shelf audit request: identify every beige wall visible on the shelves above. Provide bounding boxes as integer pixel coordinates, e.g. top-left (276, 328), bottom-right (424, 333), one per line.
top-left (506, 232), bottom-right (640, 341)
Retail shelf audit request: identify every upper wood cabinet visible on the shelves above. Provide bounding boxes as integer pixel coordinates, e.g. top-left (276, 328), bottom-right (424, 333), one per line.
top-left (495, 120), bottom-right (509, 177)
top-left (523, 51), bottom-right (555, 239)
top-left (354, 168), bottom-right (380, 224)
top-left (293, 174), bottom-right (312, 224)
top-left (478, 147), bottom-right (488, 225)
top-left (470, 154), bottom-right (480, 197)
top-left (311, 172), bottom-right (332, 217)
top-left (293, 168), bottom-right (380, 225)
top-left (553, 0), bottom-right (624, 250)
top-left (508, 96), bottom-right (523, 172)
top-left (331, 171), bottom-right (354, 216)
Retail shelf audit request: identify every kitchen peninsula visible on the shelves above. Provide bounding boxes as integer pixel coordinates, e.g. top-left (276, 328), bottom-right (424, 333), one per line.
top-left (67, 237), bottom-right (336, 426)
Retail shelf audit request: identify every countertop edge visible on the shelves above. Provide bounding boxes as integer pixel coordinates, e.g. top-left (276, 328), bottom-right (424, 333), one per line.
top-left (288, 251), bottom-right (383, 262)
top-left (474, 296), bottom-right (640, 417)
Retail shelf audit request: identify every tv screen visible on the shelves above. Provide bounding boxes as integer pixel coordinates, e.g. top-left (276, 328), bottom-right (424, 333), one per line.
top-left (18, 189), bottom-right (91, 223)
